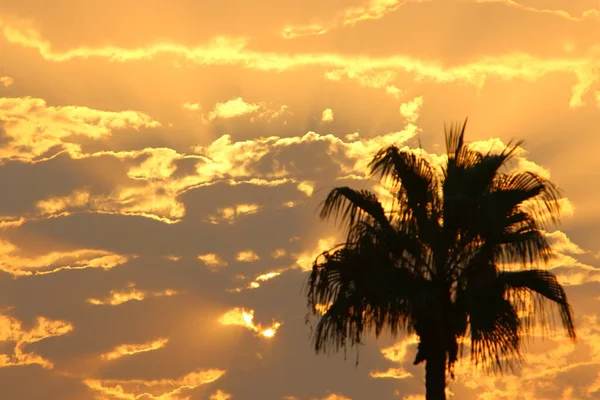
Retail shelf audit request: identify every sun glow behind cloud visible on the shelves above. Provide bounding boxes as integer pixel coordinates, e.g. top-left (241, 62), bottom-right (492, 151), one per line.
top-left (219, 307), bottom-right (281, 339)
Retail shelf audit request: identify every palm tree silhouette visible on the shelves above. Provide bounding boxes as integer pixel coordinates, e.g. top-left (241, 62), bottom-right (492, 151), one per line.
top-left (305, 120), bottom-right (576, 400)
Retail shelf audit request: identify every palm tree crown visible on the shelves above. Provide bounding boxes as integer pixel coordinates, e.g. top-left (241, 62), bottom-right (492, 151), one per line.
top-left (305, 120), bottom-right (576, 400)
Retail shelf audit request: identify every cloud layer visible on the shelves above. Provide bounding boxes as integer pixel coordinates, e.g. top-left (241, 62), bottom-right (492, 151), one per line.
top-left (0, 1), bottom-right (598, 399)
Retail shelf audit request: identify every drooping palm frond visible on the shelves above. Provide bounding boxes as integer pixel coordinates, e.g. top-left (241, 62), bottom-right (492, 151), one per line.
top-left (495, 171), bottom-right (563, 229)
top-left (468, 294), bottom-right (523, 373)
top-left (307, 240), bottom-right (430, 355)
top-left (498, 269), bottom-right (576, 339)
top-left (474, 170), bottom-right (562, 266)
top-left (319, 187), bottom-right (392, 232)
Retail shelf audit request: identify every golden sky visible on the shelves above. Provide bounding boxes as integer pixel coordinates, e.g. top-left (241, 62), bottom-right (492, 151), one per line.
top-left (0, 0), bottom-right (599, 398)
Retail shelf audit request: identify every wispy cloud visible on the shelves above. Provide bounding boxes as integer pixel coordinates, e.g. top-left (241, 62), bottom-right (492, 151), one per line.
top-left (0, 240), bottom-right (131, 276)
top-left (87, 282), bottom-right (176, 306)
top-left (84, 368), bottom-right (226, 399)
top-left (101, 338), bottom-right (169, 360)
top-left (0, 314), bottom-right (73, 369)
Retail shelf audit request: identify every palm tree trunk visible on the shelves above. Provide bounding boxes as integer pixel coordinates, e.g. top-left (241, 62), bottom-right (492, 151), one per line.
top-left (425, 351), bottom-right (447, 400)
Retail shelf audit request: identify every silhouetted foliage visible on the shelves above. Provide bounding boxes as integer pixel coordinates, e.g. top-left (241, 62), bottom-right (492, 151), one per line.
top-left (305, 119), bottom-right (576, 400)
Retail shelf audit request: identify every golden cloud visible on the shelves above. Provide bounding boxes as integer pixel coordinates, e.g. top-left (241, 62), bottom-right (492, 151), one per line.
top-left (479, 0), bottom-right (597, 22)
top-left (101, 338), bottom-right (169, 361)
top-left (318, 394), bottom-right (352, 400)
top-left (297, 181), bottom-right (315, 196)
top-left (203, 97), bottom-right (290, 125)
top-left (0, 314), bottom-right (73, 369)
top-left (547, 230), bottom-right (587, 255)
top-left (321, 108), bottom-right (334, 123)
top-left (219, 307), bottom-right (281, 339)
top-left (236, 250), bottom-right (260, 262)
top-left (0, 217), bottom-right (26, 229)
top-left (4, 20), bottom-right (600, 108)
top-left (0, 240), bottom-right (130, 277)
top-left (127, 148), bottom-right (182, 181)
top-left (35, 186), bottom-right (185, 224)
top-left (282, 0), bottom-right (411, 39)
top-left (182, 101), bottom-right (201, 111)
top-left (207, 97), bottom-right (261, 120)
top-left (0, 96), bottom-right (160, 163)
top-left (248, 271), bottom-right (282, 289)
top-left (210, 390), bottom-right (232, 400)
top-left (324, 68), bottom-right (402, 98)
top-left (0, 76), bottom-right (12, 87)
top-left (370, 335), bottom-right (418, 379)
top-left (207, 203), bottom-right (260, 224)
top-left (198, 253), bottom-right (228, 269)
top-left (294, 237), bottom-right (338, 271)
top-left (88, 282), bottom-right (177, 306)
top-left (399, 95), bottom-right (423, 123)
top-left (84, 368), bottom-right (226, 400)
top-left (271, 248), bottom-right (287, 258)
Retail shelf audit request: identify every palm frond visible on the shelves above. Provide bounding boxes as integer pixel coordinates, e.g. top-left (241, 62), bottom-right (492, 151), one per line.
top-left (368, 146), bottom-right (441, 246)
top-left (469, 295), bottom-right (523, 373)
top-left (319, 187), bottom-right (392, 232)
top-left (498, 269), bottom-right (576, 340)
top-left (445, 119), bottom-right (468, 161)
top-left (492, 171), bottom-right (562, 228)
top-left (497, 228), bottom-right (553, 266)
top-left (306, 244), bottom-right (429, 355)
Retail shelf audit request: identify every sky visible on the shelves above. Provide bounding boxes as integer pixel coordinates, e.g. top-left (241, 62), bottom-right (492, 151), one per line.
top-left (0, 0), bottom-right (599, 399)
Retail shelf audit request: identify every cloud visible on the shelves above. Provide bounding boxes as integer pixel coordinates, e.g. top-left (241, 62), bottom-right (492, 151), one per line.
top-left (370, 335), bottom-right (418, 380)
top-left (206, 203), bottom-right (260, 224)
top-left (101, 338), bottom-right (169, 360)
top-left (399, 96), bottom-right (423, 123)
top-left (247, 271), bottom-right (282, 289)
top-left (317, 394), bottom-right (352, 400)
top-left (127, 147), bottom-right (183, 180)
top-left (297, 181), bottom-right (315, 196)
top-left (182, 102), bottom-right (201, 111)
top-left (324, 68), bottom-right (402, 97)
top-left (236, 250), bottom-right (260, 262)
top-left (0, 313), bottom-right (73, 369)
top-left (87, 282), bottom-right (176, 306)
top-left (0, 96), bottom-right (160, 163)
top-left (219, 307), bottom-right (281, 339)
top-left (293, 237), bottom-right (338, 271)
top-left (0, 240), bottom-right (130, 276)
top-left (321, 108), bottom-right (334, 123)
top-left (204, 97), bottom-right (290, 123)
top-left (207, 97), bottom-right (261, 120)
top-left (476, 0), bottom-right (598, 22)
top-left (83, 368), bottom-right (226, 400)
top-left (13, 124), bottom-right (414, 226)
top-left (198, 253), bottom-right (228, 269)
top-left (210, 390), bottom-right (232, 400)
top-left (281, 0), bottom-right (417, 38)
top-left (34, 186), bottom-right (186, 224)
top-left (547, 230), bottom-right (587, 255)
top-left (271, 248), bottom-right (287, 258)
top-left (0, 76), bottom-right (13, 87)
top-left (4, 20), bottom-right (600, 108)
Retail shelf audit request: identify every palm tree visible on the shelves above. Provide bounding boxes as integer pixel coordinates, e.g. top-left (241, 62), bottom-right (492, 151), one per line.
top-left (305, 120), bottom-right (576, 400)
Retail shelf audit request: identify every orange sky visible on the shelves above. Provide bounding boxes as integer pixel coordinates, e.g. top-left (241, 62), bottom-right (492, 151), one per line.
top-left (0, 0), bottom-right (599, 399)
